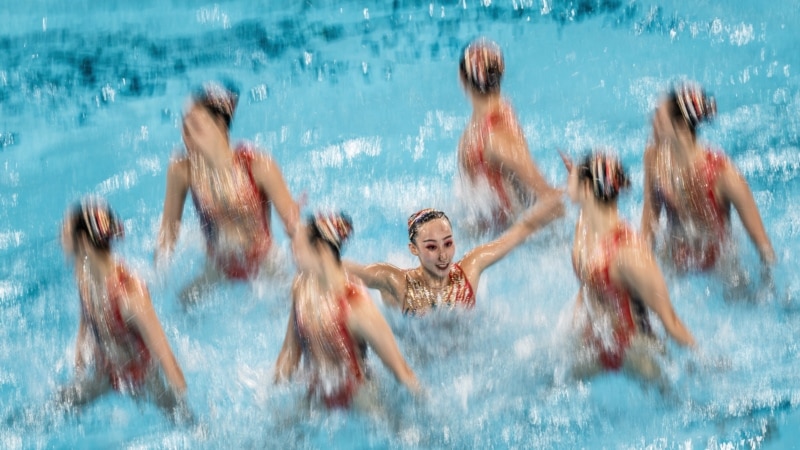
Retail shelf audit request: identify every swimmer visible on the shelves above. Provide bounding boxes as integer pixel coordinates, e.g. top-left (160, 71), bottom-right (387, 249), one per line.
top-left (274, 213), bottom-right (421, 409)
top-left (457, 37), bottom-right (562, 234)
top-left (564, 151), bottom-right (695, 383)
top-left (58, 198), bottom-right (191, 423)
top-left (344, 193), bottom-right (564, 316)
top-left (641, 83), bottom-right (775, 289)
top-left (156, 82), bottom-right (300, 301)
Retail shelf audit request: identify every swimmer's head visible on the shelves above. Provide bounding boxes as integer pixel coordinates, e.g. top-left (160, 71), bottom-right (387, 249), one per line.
top-left (669, 82), bottom-right (716, 134)
top-left (459, 38), bottom-right (504, 96)
top-left (309, 212), bottom-right (353, 262)
top-left (66, 197), bottom-right (124, 252)
top-left (577, 151), bottom-right (630, 204)
top-left (193, 82), bottom-right (240, 129)
top-left (407, 208), bottom-right (450, 243)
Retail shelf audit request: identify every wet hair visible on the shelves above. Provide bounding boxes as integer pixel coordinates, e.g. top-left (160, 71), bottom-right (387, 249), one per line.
top-left (308, 212), bottom-right (353, 262)
top-left (192, 81), bottom-right (240, 129)
top-left (407, 208), bottom-right (450, 243)
top-left (459, 38), bottom-right (504, 95)
top-left (668, 82), bottom-right (716, 136)
top-left (68, 197), bottom-right (124, 251)
top-left (577, 151), bottom-right (630, 204)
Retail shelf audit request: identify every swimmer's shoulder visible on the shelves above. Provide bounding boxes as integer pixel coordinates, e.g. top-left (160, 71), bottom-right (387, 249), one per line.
top-left (166, 156), bottom-right (191, 184)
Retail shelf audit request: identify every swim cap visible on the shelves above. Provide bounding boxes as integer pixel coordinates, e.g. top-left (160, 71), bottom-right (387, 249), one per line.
top-left (312, 212), bottom-right (353, 252)
top-left (674, 82), bottom-right (716, 128)
top-left (578, 151), bottom-right (630, 203)
top-left (407, 208), bottom-right (448, 242)
top-left (194, 82), bottom-right (239, 128)
top-left (76, 197), bottom-right (124, 248)
top-left (460, 38), bottom-right (504, 95)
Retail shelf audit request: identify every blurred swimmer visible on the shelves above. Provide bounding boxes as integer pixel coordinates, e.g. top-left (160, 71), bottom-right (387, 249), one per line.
top-left (344, 194), bottom-right (564, 316)
top-left (274, 213), bottom-right (421, 409)
top-left (457, 37), bottom-right (562, 234)
top-left (641, 83), bottom-right (775, 287)
top-left (58, 198), bottom-right (191, 423)
top-left (564, 151), bottom-right (695, 383)
top-left (156, 82), bottom-right (300, 301)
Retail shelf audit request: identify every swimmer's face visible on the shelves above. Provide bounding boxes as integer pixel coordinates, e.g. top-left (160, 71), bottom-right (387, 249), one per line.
top-left (60, 215), bottom-right (86, 257)
top-left (652, 98), bottom-right (678, 143)
top-left (291, 226), bottom-right (326, 274)
top-left (409, 217), bottom-right (455, 279)
top-left (182, 102), bottom-right (227, 156)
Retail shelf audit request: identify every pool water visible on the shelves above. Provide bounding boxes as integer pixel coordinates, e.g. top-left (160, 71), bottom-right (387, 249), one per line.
top-left (1, 0), bottom-right (799, 448)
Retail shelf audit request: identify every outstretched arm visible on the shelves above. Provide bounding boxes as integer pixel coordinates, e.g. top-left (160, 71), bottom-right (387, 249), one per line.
top-left (252, 153), bottom-right (301, 240)
top-left (274, 302), bottom-right (302, 383)
top-left (156, 159), bottom-right (190, 263)
top-left (640, 146), bottom-right (664, 249)
top-left (461, 187), bottom-right (564, 276)
top-left (614, 245), bottom-right (695, 347)
top-left (343, 261), bottom-right (405, 310)
top-left (122, 279), bottom-right (187, 394)
top-left (719, 163), bottom-right (775, 265)
top-left (348, 293), bottom-right (420, 394)
top-left (485, 124), bottom-right (558, 199)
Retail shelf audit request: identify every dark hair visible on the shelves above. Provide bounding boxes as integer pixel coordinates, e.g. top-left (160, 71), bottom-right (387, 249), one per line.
top-left (666, 91), bottom-right (696, 138)
top-left (193, 82), bottom-right (240, 129)
top-left (667, 83), bottom-right (716, 138)
top-left (459, 39), bottom-right (504, 96)
top-left (407, 209), bottom-right (450, 243)
top-left (577, 152), bottom-right (630, 204)
top-left (307, 213), bottom-right (353, 263)
top-left (67, 198), bottom-right (124, 251)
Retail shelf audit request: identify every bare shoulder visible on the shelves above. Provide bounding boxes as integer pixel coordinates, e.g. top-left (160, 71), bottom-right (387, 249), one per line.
top-left (643, 144), bottom-right (658, 167)
top-left (116, 266), bottom-right (152, 319)
top-left (168, 157), bottom-right (190, 181)
top-left (120, 267), bottom-right (149, 299)
top-left (244, 145), bottom-right (274, 164)
top-left (613, 231), bottom-right (655, 277)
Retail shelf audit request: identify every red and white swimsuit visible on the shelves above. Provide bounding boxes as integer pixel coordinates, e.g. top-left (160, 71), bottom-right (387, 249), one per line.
top-left (573, 223), bottom-right (652, 370)
top-left (294, 282), bottom-right (368, 409)
top-left (80, 263), bottom-right (153, 392)
top-left (458, 101), bottom-right (530, 230)
top-left (652, 149), bottom-right (730, 272)
top-left (190, 144), bottom-right (273, 280)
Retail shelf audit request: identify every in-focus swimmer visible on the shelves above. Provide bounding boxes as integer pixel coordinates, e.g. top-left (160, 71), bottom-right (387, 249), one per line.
top-left (345, 195), bottom-right (564, 316)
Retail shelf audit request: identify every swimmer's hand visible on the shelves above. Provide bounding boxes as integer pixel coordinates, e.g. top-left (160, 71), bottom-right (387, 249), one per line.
top-left (755, 263), bottom-right (776, 303)
top-left (685, 346), bottom-right (732, 376)
top-left (154, 248), bottom-right (173, 272)
top-left (171, 396), bottom-right (196, 426)
top-left (410, 383), bottom-right (429, 404)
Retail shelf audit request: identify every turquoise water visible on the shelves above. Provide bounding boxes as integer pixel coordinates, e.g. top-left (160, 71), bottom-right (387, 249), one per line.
top-left (1, 0), bottom-right (799, 448)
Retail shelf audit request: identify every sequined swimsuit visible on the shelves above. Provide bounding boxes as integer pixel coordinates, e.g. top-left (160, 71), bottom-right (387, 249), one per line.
top-left (572, 223), bottom-right (652, 370)
top-left (294, 282), bottom-right (368, 409)
top-left (402, 264), bottom-right (475, 316)
top-left (80, 263), bottom-right (153, 391)
top-left (190, 144), bottom-right (272, 280)
top-left (459, 101), bottom-right (529, 229)
top-left (653, 149), bottom-right (730, 272)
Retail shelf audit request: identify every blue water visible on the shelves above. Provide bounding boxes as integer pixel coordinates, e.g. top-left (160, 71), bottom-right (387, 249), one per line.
top-left (1, 0), bottom-right (799, 448)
